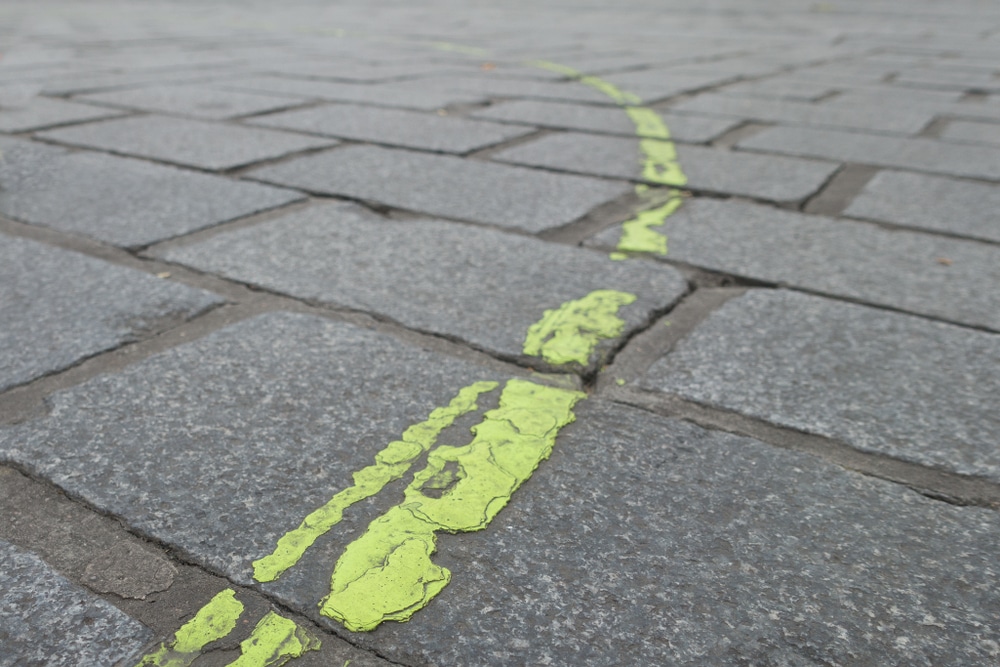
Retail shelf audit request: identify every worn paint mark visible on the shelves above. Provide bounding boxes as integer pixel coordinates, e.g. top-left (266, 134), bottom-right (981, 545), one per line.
top-left (226, 612), bottom-right (320, 667)
top-left (617, 193), bottom-right (683, 256)
top-left (253, 381), bottom-right (499, 583)
top-left (523, 290), bottom-right (637, 366)
top-left (135, 589), bottom-right (244, 667)
top-left (320, 379), bottom-right (585, 632)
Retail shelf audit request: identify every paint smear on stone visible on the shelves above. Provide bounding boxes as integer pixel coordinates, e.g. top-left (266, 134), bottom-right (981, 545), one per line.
top-left (253, 381), bottom-right (499, 583)
top-left (617, 192), bottom-right (683, 256)
top-left (135, 589), bottom-right (244, 667)
top-left (523, 289), bottom-right (637, 366)
top-left (320, 379), bottom-right (585, 632)
top-left (226, 611), bottom-right (320, 667)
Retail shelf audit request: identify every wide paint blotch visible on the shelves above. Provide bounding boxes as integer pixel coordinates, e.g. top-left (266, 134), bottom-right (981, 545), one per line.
top-left (226, 612), bottom-right (320, 667)
top-left (135, 589), bottom-right (244, 667)
top-left (253, 381), bottom-right (498, 583)
top-left (617, 193), bottom-right (683, 256)
top-left (523, 289), bottom-right (637, 366)
top-left (320, 379), bottom-right (585, 632)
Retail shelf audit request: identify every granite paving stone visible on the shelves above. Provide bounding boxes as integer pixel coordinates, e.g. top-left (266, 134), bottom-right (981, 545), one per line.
top-left (493, 132), bottom-right (839, 202)
top-left (0, 311), bottom-right (518, 588)
top-left (218, 75), bottom-right (492, 111)
top-left (940, 119), bottom-right (1000, 147)
top-left (156, 201), bottom-right (687, 370)
top-left (667, 91), bottom-right (937, 134)
top-left (0, 95), bottom-right (126, 132)
top-left (896, 68), bottom-right (1000, 92)
top-left (0, 233), bottom-right (222, 392)
top-left (844, 170), bottom-right (1000, 243)
top-left (422, 74), bottom-right (688, 106)
top-left (73, 83), bottom-right (308, 120)
top-left (0, 538), bottom-right (152, 667)
top-left (739, 125), bottom-right (1000, 181)
top-left (471, 99), bottom-right (741, 142)
top-left (248, 144), bottom-right (631, 231)
top-left (36, 115), bottom-right (335, 171)
top-left (591, 198), bottom-right (1000, 330)
top-left (640, 289), bottom-right (1000, 482)
top-left (717, 78), bottom-right (839, 102)
top-left (262, 60), bottom-right (465, 83)
top-left (336, 399), bottom-right (1000, 665)
top-left (0, 137), bottom-right (303, 247)
top-left (247, 103), bottom-right (535, 153)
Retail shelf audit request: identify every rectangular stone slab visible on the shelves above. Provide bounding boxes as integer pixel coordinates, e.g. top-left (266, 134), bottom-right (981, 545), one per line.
top-left (639, 289), bottom-right (1000, 481)
top-left (0, 312), bottom-right (519, 587)
top-left (0, 95), bottom-right (126, 132)
top-left (492, 132), bottom-right (840, 202)
top-left (0, 538), bottom-right (151, 667)
top-left (940, 119), bottom-right (1000, 147)
top-left (739, 125), bottom-right (1000, 181)
top-left (590, 197), bottom-right (1000, 330)
top-left (0, 233), bottom-right (222, 391)
top-left (313, 400), bottom-right (1000, 666)
top-left (0, 136), bottom-right (303, 247)
top-left (844, 169), bottom-right (1000, 243)
top-left (247, 103), bottom-right (535, 153)
top-left (471, 99), bottom-right (741, 142)
top-left (247, 144), bottom-right (631, 231)
top-left (74, 83), bottom-right (308, 119)
top-left (155, 201), bottom-right (687, 372)
top-left (36, 114), bottom-right (335, 171)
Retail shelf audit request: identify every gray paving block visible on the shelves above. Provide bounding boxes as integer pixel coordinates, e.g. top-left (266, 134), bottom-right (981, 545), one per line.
top-left (592, 198), bottom-right (1000, 330)
top-left (493, 132), bottom-right (839, 202)
top-left (0, 137), bottom-right (303, 247)
top-left (247, 104), bottom-right (534, 153)
top-left (940, 119), bottom-right (1000, 147)
top-left (156, 202), bottom-right (687, 370)
top-left (422, 74), bottom-right (687, 106)
top-left (248, 144), bottom-right (631, 231)
top-left (74, 83), bottom-right (307, 120)
top-left (36, 115), bottom-right (334, 171)
top-left (0, 311), bottom-right (519, 587)
top-left (262, 60), bottom-right (463, 83)
top-left (0, 95), bottom-right (125, 132)
top-left (0, 538), bottom-right (152, 667)
top-left (0, 233), bottom-right (221, 391)
top-left (342, 399), bottom-right (1000, 665)
top-left (844, 170), bottom-right (1000, 243)
top-left (718, 78), bottom-right (839, 102)
top-left (218, 75), bottom-right (491, 111)
top-left (896, 68), bottom-right (1000, 92)
top-left (739, 126), bottom-right (1000, 181)
top-left (668, 91), bottom-right (937, 134)
top-left (640, 289), bottom-right (1000, 482)
top-left (471, 99), bottom-right (740, 142)
top-left (602, 66), bottom-right (743, 100)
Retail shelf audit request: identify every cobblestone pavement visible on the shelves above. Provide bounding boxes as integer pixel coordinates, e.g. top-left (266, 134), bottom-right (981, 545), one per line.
top-left (1, 1), bottom-right (999, 665)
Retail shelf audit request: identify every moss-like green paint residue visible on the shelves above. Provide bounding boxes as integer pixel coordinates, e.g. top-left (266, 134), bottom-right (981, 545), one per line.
top-left (226, 612), bottom-right (320, 667)
top-left (135, 589), bottom-right (244, 667)
top-left (253, 381), bottom-right (499, 583)
top-left (638, 138), bottom-right (688, 186)
top-left (320, 379), bottom-right (585, 632)
top-left (617, 194), bottom-right (683, 255)
top-left (625, 107), bottom-right (671, 139)
top-left (523, 290), bottom-right (637, 366)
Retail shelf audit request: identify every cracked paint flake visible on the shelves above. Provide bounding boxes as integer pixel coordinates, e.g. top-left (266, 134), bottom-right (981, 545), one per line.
top-left (523, 289), bottom-right (637, 366)
top-left (134, 588), bottom-right (244, 667)
top-left (253, 381), bottom-right (499, 583)
top-left (319, 379), bottom-right (585, 632)
top-left (226, 611), bottom-right (320, 667)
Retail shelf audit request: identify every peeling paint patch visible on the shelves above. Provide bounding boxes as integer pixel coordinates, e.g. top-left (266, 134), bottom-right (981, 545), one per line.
top-left (617, 192), bottom-right (683, 256)
top-left (135, 589), bottom-right (244, 667)
top-left (253, 381), bottom-right (498, 583)
top-left (320, 379), bottom-right (585, 632)
top-left (523, 289), bottom-right (637, 366)
top-left (226, 612), bottom-right (320, 667)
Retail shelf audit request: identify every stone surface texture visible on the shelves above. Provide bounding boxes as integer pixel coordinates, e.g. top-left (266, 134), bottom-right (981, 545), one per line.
top-left (74, 83), bottom-right (307, 119)
top-left (0, 95), bottom-right (126, 132)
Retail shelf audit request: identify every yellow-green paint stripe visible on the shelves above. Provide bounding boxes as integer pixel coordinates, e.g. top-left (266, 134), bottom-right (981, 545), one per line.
top-left (616, 191), bottom-right (684, 256)
top-left (319, 379), bottom-right (585, 632)
top-left (135, 589), bottom-right (244, 667)
top-left (523, 289), bottom-right (637, 366)
top-left (225, 611), bottom-right (320, 667)
top-left (253, 381), bottom-right (499, 583)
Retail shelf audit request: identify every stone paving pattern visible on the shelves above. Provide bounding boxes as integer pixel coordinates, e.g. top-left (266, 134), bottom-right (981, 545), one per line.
top-left (1, 1), bottom-right (999, 665)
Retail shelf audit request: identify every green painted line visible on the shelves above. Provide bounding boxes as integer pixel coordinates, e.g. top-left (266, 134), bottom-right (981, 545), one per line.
top-left (319, 379), bottom-right (585, 632)
top-left (523, 289), bottom-right (637, 366)
top-left (134, 589), bottom-right (244, 667)
top-left (225, 611), bottom-right (320, 667)
top-left (616, 193), bottom-right (683, 256)
top-left (253, 381), bottom-right (499, 583)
